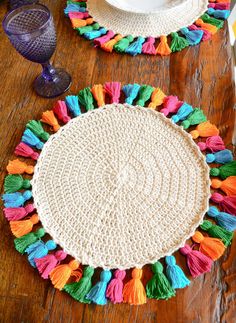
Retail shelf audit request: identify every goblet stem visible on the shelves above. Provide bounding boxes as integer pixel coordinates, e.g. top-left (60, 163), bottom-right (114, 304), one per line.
top-left (41, 62), bottom-right (57, 82)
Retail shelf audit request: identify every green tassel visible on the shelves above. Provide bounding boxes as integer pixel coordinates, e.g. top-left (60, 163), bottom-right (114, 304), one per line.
top-left (14, 228), bottom-right (45, 254)
top-left (114, 35), bottom-right (134, 53)
top-left (201, 13), bottom-right (224, 29)
top-left (200, 220), bottom-right (233, 246)
top-left (136, 85), bottom-right (154, 107)
top-left (210, 161), bottom-right (236, 179)
top-left (64, 266), bottom-right (94, 303)
top-left (170, 32), bottom-right (189, 52)
top-left (4, 174), bottom-right (31, 193)
top-left (26, 120), bottom-right (50, 141)
top-left (181, 108), bottom-right (207, 129)
top-left (76, 23), bottom-right (100, 35)
top-left (146, 261), bottom-right (176, 300)
top-left (78, 87), bottom-right (95, 111)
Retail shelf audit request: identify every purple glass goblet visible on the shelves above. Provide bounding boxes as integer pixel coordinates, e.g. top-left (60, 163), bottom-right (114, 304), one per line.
top-left (3, 4), bottom-right (71, 98)
top-left (10, 0), bottom-right (39, 10)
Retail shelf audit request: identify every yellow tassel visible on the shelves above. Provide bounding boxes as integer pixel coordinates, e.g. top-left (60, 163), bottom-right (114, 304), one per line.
top-left (10, 214), bottom-right (39, 237)
top-left (7, 159), bottom-right (34, 174)
top-left (123, 268), bottom-right (146, 305)
top-left (41, 111), bottom-right (60, 132)
top-left (156, 36), bottom-right (171, 56)
top-left (101, 34), bottom-right (123, 53)
top-left (148, 88), bottom-right (166, 109)
top-left (91, 84), bottom-right (106, 107)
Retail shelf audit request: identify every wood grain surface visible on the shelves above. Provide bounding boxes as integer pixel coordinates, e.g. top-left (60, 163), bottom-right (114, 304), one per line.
top-left (0, 1), bottom-right (235, 322)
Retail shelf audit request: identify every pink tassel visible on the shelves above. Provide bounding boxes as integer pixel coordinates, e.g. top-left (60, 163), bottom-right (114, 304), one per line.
top-left (198, 135), bottom-right (225, 152)
top-left (3, 204), bottom-right (35, 221)
top-left (35, 250), bottom-right (67, 279)
top-left (211, 193), bottom-right (236, 215)
top-left (68, 12), bottom-right (89, 19)
top-left (104, 82), bottom-right (121, 103)
top-left (142, 37), bottom-right (156, 55)
top-left (160, 96), bottom-right (183, 116)
top-left (53, 101), bottom-right (71, 124)
top-left (208, 3), bottom-right (230, 10)
top-left (180, 244), bottom-right (212, 277)
top-left (189, 24), bottom-right (211, 41)
top-left (106, 269), bottom-right (126, 304)
top-left (14, 142), bottom-right (39, 160)
top-left (94, 30), bottom-right (115, 47)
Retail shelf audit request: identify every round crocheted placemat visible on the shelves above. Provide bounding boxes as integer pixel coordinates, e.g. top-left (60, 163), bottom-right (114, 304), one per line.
top-left (3, 82), bottom-right (235, 305)
top-left (32, 104), bottom-right (210, 269)
top-left (64, 0), bottom-right (230, 56)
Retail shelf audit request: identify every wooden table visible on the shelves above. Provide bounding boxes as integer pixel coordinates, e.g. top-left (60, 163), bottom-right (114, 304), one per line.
top-left (0, 1), bottom-right (235, 322)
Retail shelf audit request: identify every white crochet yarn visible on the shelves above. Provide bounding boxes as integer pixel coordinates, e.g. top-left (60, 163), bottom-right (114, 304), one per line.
top-left (32, 104), bottom-right (210, 270)
top-left (87, 0), bottom-right (208, 37)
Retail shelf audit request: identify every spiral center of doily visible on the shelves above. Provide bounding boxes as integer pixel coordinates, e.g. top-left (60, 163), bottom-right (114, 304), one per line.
top-left (32, 104), bottom-right (210, 269)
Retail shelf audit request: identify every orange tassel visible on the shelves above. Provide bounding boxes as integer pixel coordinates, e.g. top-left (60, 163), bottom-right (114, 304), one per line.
top-left (156, 36), bottom-right (171, 56)
top-left (211, 177), bottom-right (236, 196)
top-left (190, 121), bottom-right (219, 139)
top-left (148, 88), bottom-right (166, 109)
top-left (70, 17), bottom-right (93, 29)
top-left (41, 110), bottom-right (60, 132)
top-left (7, 159), bottom-right (34, 175)
top-left (195, 19), bottom-right (218, 34)
top-left (123, 268), bottom-right (146, 305)
top-left (10, 214), bottom-right (39, 237)
top-left (91, 84), bottom-right (106, 107)
top-left (101, 34), bottom-right (123, 53)
top-left (50, 259), bottom-right (82, 290)
top-left (192, 231), bottom-right (225, 260)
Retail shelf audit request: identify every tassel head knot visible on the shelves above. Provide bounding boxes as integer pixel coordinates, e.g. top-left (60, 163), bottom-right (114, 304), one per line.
top-left (55, 250), bottom-right (67, 261)
top-left (132, 268), bottom-right (142, 279)
top-left (83, 266), bottom-right (94, 278)
top-left (192, 231), bottom-right (204, 243)
top-left (45, 240), bottom-right (57, 250)
top-left (152, 261), bottom-right (163, 274)
top-left (69, 260), bottom-right (79, 270)
top-left (179, 244), bottom-right (192, 255)
top-left (114, 269), bottom-right (126, 280)
top-left (211, 179), bottom-right (222, 189)
top-left (165, 255), bottom-right (176, 266)
top-left (100, 270), bottom-right (112, 282)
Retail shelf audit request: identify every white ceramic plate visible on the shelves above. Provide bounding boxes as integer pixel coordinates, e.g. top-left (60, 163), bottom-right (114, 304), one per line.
top-left (105, 0), bottom-right (188, 14)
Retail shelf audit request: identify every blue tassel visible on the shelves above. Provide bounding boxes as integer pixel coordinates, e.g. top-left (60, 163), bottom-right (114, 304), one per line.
top-left (165, 256), bottom-right (190, 289)
top-left (180, 27), bottom-right (203, 46)
top-left (171, 103), bottom-right (193, 123)
top-left (22, 129), bottom-right (44, 150)
top-left (207, 8), bottom-right (230, 20)
top-left (64, 4), bottom-right (86, 16)
top-left (84, 28), bottom-right (107, 40)
top-left (25, 240), bottom-right (57, 267)
top-left (123, 84), bottom-right (141, 105)
top-left (125, 37), bottom-right (145, 56)
top-left (65, 95), bottom-right (81, 117)
top-left (2, 190), bottom-right (32, 208)
top-left (207, 206), bottom-right (236, 231)
top-left (206, 149), bottom-right (233, 164)
top-left (86, 270), bottom-right (112, 305)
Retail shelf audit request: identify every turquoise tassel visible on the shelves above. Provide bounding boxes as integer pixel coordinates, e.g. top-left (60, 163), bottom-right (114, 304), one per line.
top-left (206, 149), bottom-right (233, 164)
top-left (64, 4), bottom-right (86, 16)
top-left (22, 129), bottom-right (44, 150)
top-left (180, 27), bottom-right (203, 45)
top-left (84, 28), bottom-right (107, 40)
top-left (26, 240), bottom-right (57, 267)
top-left (165, 256), bottom-right (190, 289)
top-left (65, 95), bottom-right (81, 117)
top-left (2, 190), bottom-right (32, 208)
top-left (125, 37), bottom-right (145, 56)
top-left (171, 103), bottom-right (193, 123)
top-left (123, 84), bottom-right (141, 104)
top-left (207, 206), bottom-right (236, 231)
top-left (207, 8), bottom-right (230, 20)
top-left (86, 270), bottom-right (112, 305)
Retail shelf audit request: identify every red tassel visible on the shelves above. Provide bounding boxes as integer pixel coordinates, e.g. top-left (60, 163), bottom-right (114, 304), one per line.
top-left (53, 101), bottom-right (71, 124)
top-left (36, 250), bottom-right (67, 279)
top-left (198, 135), bottom-right (225, 152)
top-left (104, 82), bottom-right (121, 103)
top-left (160, 96), bottom-right (183, 116)
top-left (180, 244), bottom-right (212, 277)
top-left (211, 193), bottom-right (236, 215)
top-left (106, 269), bottom-right (126, 304)
top-left (3, 204), bottom-right (35, 221)
top-left (142, 37), bottom-right (156, 55)
top-left (14, 142), bottom-right (39, 160)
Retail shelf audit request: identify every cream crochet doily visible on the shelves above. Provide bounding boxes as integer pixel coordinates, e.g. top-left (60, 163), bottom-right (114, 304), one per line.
top-left (32, 104), bottom-right (210, 270)
top-left (87, 0), bottom-right (208, 38)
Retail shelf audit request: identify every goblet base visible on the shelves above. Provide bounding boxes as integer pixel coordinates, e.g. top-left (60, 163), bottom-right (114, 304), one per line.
top-left (34, 68), bottom-right (72, 98)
